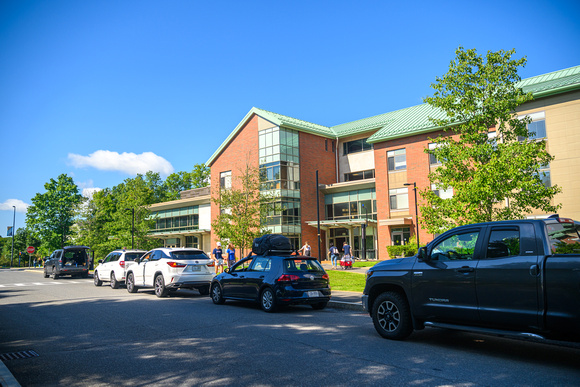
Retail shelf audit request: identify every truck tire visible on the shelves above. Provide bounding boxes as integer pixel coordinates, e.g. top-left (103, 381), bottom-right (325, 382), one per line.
top-left (372, 291), bottom-right (413, 340)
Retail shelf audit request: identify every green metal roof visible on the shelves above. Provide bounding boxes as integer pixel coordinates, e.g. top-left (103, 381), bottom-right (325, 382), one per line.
top-left (207, 65), bottom-right (580, 165)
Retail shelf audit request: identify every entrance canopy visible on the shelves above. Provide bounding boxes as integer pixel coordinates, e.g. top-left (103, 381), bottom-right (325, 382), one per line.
top-left (305, 218), bottom-right (377, 230)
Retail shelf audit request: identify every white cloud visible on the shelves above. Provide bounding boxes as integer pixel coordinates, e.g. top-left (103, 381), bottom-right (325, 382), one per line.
top-left (82, 187), bottom-right (102, 199)
top-left (68, 150), bottom-right (174, 177)
top-left (0, 199), bottom-right (29, 213)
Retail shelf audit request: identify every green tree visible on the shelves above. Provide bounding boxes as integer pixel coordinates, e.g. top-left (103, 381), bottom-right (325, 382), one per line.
top-left (211, 163), bottom-right (271, 256)
top-left (420, 47), bottom-right (561, 234)
top-left (26, 174), bottom-right (84, 252)
top-left (75, 175), bottom-right (163, 259)
top-left (162, 164), bottom-right (210, 201)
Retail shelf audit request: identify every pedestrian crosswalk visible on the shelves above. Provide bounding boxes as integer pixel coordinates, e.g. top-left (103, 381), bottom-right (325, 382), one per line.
top-left (0, 280), bottom-right (92, 288)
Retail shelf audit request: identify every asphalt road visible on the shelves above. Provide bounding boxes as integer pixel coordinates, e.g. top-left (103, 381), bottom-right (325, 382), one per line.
top-left (1, 269), bottom-right (579, 387)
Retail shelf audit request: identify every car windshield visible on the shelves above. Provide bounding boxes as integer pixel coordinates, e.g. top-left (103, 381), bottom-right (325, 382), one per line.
top-left (284, 258), bottom-right (324, 273)
top-left (124, 253), bottom-right (144, 261)
top-left (170, 251), bottom-right (210, 260)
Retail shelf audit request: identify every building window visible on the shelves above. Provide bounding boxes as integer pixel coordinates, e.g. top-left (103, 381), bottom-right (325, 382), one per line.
top-left (389, 188), bottom-right (408, 210)
top-left (518, 112), bottom-right (546, 141)
top-left (428, 143), bottom-right (440, 165)
top-left (325, 189), bottom-right (376, 220)
top-left (344, 169), bottom-right (375, 182)
top-left (538, 164), bottom-right (551, 188)
top-left (343, 138), bottom-right (373, 155)
top-left (387, 149), bottom-right (406, 171)
top-left (260, 161), bottom-right (300, 190)
top-left (431, 183), bottom-right (453, 199)
top-left (185, 236), bottom-right (199, 248)
top-left (220, 171), bottom-right (231, 189)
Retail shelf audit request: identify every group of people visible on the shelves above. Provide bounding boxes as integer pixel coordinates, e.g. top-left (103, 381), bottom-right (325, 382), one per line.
top-left (298, 240), bottom-right (352, 269)
top-left (210, 239), bottom-right (352, 274)
top-left (328, 241), bottom-right (351, 269)
top-left (211, 242), bottom-right (236, 274)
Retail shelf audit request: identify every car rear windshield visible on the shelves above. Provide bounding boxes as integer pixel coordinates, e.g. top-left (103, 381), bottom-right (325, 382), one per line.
top-left (284, 258), bottom-right (324, 273)
top-left (63, 250), bottom-right (88, 266)
top-left (169, 251), bottom-right (210, 260)
top-left (124, 253), bottom-right (143, 261)
top-left (546, 219), bottom-right (580, 254)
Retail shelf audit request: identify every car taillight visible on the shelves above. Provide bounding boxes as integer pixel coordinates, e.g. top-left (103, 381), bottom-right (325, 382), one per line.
top-left (322, 273), bottom-right (329, 280)
top-left (167, 262), bottom-right (187, 268)
top-left (119, 260), bottom-right (125, 268)
top-left (207, 261), bottom-right (215, 267)
top-left (277, 274), bottom-right (300, 282)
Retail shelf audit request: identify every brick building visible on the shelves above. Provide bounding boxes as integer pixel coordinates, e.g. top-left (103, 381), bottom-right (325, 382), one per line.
top-left (151, 65), bottom-right (580, 260)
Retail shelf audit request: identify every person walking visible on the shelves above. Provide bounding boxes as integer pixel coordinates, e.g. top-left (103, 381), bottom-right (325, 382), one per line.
top-left (342, 241), bottom-right (351, 258)
top-left (226, 243), bottom-right (236, 269)
top-left (212, 242), bottom-right (224, 274)
top-left (299, 241), bottom-right (311, 256)
top-left (328, 243), bottom-right (339, 269)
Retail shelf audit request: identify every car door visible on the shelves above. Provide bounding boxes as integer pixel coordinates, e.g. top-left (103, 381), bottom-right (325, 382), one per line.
top-left (475, 224), bottom-right (540, 330)
top-left (134, 251), bottom-right (152, 285)
top-left (143, 250), bottom-right (163, 286)
top-left (242, 257), bottom-right (272, 300)
top-left (412, 227), bottom-right (483, 324)
top-left (100, 253), bottom-right (113, 279)
top-left (221, 257), bottom-right (254, 298)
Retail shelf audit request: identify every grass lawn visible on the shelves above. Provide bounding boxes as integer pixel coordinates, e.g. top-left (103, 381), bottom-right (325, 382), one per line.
top-left (327, 269), bottom-right (366, 292)
top-left (353, 261), bottom-right (380, 268)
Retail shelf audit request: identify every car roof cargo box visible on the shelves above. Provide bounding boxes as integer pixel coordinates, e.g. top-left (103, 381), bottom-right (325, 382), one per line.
top-left (252, 234), bottom-right (294, 256)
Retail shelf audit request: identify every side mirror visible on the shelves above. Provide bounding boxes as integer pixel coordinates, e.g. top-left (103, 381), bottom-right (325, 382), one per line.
top-left (224, 267), bottom-right (230, 274)
top-left (98, 259), bottom-right (103, 264)
top-left (417, 247), bottom-right (428, 262)
top-left (134, 258), bottom-right (140, 263)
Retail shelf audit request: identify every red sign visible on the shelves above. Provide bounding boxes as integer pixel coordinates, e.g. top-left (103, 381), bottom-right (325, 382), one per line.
top-left (26, 246), bottom-right (35, 254)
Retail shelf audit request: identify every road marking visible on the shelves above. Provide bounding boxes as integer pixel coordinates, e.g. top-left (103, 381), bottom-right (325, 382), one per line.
top-left (0, 281), bottom-right (92, 289)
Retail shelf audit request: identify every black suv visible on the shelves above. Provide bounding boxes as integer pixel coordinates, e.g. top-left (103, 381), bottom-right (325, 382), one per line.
top-left (44, 246), bottom-right (90, 279)
top-left (210, 254), bottom-right (331, 312)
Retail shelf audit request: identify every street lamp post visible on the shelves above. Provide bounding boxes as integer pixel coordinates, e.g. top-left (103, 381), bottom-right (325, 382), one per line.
top-left (404, 182), bottom-right (420, 250)
top-left (10, 206), bottom-right (15, 268)
top-left (361, 203), bottom-right (368, 260)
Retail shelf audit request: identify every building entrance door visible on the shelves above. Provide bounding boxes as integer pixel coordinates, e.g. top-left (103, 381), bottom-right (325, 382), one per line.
top-left (391, 227), bottom-right (410, 246)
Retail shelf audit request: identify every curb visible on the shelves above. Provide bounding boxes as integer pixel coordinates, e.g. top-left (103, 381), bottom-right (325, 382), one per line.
top-left (328, 299), bottom-right (364, 312)
top-left (0, 360), bottom-right (21, 387)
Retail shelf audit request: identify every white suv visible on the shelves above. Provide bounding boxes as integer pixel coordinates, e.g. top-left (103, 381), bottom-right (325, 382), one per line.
top-left (125, 248), bottom-right (215, 297)
top-left (94, 250), bottom-right (146, 289)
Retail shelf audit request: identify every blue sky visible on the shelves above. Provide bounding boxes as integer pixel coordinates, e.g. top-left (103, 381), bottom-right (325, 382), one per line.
top-left (1, 0), bottom-right (579, 234)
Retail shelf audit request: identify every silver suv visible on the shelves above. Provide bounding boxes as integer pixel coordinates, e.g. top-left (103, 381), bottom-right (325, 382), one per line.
top-left (94, 250), bottom-right (146, 289)
top-left (125, 248), bottom-right (215, 297)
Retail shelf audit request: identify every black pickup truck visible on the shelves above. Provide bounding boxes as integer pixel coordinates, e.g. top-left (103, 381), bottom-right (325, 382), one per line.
top-left (362, 215), bottom-right (580, 342)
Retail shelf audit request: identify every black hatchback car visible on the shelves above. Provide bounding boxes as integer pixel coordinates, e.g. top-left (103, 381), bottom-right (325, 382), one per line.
top-left (210, 254), bottom-right (331, 312)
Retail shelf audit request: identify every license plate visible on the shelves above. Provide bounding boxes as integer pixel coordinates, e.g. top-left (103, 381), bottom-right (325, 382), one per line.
top-left (307, 291), bottom-right (320, 298)
top-left (186, 265), bottom-right (201, 272)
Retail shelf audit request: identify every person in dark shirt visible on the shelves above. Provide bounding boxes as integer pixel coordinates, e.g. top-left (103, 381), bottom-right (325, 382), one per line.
top-left (212, 242), bottom-right (224, 274)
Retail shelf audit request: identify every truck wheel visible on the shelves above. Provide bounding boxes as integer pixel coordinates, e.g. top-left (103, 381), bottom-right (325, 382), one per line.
top-left (372, 291), bottom-right (413, 340)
